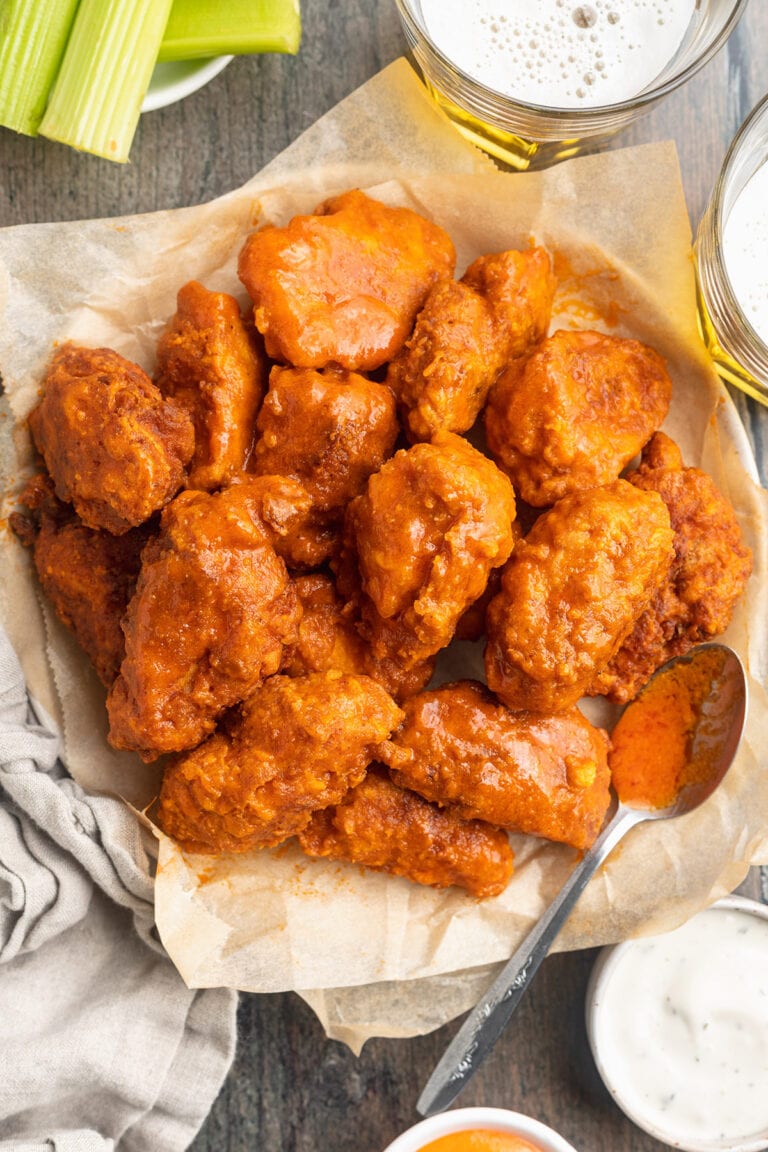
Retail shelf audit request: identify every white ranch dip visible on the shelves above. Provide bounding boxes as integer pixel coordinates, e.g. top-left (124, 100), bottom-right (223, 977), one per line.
top-left (723, 160), bottom-right (768, 347)
top-left (419, 0), bottom-right (696, 109)
top-left (590, 903), bottom-right (768, 1146)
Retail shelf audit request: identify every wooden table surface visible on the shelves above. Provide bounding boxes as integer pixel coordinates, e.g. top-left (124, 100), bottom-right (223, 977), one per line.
top-left (2, 3), bottom-right (767, 1150)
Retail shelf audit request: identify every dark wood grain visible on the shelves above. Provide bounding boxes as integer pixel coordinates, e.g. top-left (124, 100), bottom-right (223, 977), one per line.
top-left (1, 3), bottom-right (766, 1150)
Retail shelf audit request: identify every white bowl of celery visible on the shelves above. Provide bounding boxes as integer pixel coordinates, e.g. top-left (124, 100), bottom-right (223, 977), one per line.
top-left (0, 0), bottom-right (301, 161)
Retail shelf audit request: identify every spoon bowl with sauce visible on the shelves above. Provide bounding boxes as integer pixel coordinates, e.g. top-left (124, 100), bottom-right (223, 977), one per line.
top-left (417, 642), bottom-right (748, 1118)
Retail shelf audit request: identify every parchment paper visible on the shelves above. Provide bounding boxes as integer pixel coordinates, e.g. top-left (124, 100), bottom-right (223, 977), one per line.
top-left (1, 59), bottom-right (767, 1050)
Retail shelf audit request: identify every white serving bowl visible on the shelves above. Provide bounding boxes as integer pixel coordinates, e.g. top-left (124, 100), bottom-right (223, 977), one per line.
top-left (142, 55), bottom-right (233, 113)
top-left (586, 895), bottom-right (768, 1151)
top-left (382, 1107), bottom-right (578, 1152)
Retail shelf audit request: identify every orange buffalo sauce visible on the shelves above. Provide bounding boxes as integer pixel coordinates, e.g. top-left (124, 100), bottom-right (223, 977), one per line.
top-left (609, 647), bottom-right (725, 810)
top-left (419, 1132), bottom-right (540, 1152)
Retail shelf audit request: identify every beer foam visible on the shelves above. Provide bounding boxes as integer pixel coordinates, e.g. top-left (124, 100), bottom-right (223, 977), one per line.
top-left (419, 0), bottom-right (695, 108)
top-left (723, 160), bottom-right (768, 346)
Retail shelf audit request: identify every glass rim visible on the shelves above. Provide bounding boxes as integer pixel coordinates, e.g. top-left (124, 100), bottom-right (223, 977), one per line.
top-left (395, 0), bottom-right (749, 121)
top-left (708, 91), bottom-right (768, 358)
top-left (712, 89), bottom-right (768, 232)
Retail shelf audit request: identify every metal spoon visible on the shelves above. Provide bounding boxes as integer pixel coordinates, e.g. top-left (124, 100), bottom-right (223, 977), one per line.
top-left (417, 642), bottom-right (748, 1118)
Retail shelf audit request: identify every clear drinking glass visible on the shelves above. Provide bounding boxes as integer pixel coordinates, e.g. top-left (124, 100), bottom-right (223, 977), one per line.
top-left (695, 93), bottom-right (768, 408)
top-left (394, 0), bottom-right (748, 170)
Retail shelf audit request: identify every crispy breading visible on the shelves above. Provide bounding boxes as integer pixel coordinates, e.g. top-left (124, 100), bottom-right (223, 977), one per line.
top-left (155, 280), bottom-right (266, 491)
top-left (299, 767), bottom-right (514, 898)
top-left (380, 680), bottom-right (611, 851)
top-left (485, 479), bottom-right (675, 711)
top-left (282, 573), bottom-right (434, 701)
top-left (485, 328), bottom-right (672, 506)
top-left (342, 431), bottom-right (516, 670)
top-left (237, 189), bottom-right (455, 370)
top-left (590, 433), bottom-right (754, 702)
top-left (251, 365), bottom-right (398, 564)
top-left (107, 479), bottom-right (301, 760)
top-left (29, 344), bottom-right (194, 534)
top-left (156, 672), bottom-right (403, 854)
top-left (387, 247), bottom-right (555, 443)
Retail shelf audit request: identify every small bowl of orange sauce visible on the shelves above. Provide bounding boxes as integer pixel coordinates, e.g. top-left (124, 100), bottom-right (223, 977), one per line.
top-left (382, 1108), bottom-right (578, 1152)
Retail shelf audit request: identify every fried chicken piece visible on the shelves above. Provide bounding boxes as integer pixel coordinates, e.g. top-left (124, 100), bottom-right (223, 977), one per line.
top-left (107, 479), bottom-right (301, 760)
top-left (11, 478), bottom-right (149, 686)
top-left (156, 672), bottom-right (404, 854)
top-left (386, 247), bottom-right (555, 443)
top-left (485, 329), bottom-right (672, 507)
top-left (485, 479), bottom-right (675, 712)
top-left (251, 365), bottom-right (399, 563)
top-left (227, 471), bottom-right (331, 570)
top-left (28, 344), bottom-right (194, 534)
top-left (298, 766), bottom-right (514, 898)
top-left (155, 280), bottom-right (267, 491)
top-left (462, 246), bottom-right (557, 358)
top-left (380, 681), bottom-right (611, 850)
top-left (590, 433), bottom-right (753, 702)
top-left (237, 188), bottom-right (456, 371)
top-left (281, 573), bottom-right (434, 701)
top-left (385, 279), bottom-right (497, 442)
top-left (342, 431), bottom-right (517, 670)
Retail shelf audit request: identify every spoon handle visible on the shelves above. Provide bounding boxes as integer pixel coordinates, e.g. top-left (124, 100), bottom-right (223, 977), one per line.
top-left (417, 803), bottom-right (642, 1118)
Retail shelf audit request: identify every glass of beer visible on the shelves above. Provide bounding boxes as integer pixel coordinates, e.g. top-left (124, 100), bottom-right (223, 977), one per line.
top-left (394, 0), bottom-right (747, 170)
top-left (695, 94), bottom-right (768, 408)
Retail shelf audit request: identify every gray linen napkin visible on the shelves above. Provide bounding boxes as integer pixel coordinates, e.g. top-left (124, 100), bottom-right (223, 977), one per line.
top-left (0, 628), bottom-right (237, 1152)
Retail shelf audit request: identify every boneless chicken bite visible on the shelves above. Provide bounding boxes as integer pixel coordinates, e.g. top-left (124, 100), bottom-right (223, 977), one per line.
top-left (281, 573), bottom-right (435, 701)
top-left (228, 472), bottom-right (332, 571)
top-left (590, 432), bottom-right (754, 702)
top-left (485, 329), bottom-right (673, 506)
top-left (385, 278), bottom-right (498, 443)
top-left (28, 344), bottom-right (194, 534)
top-left (251, 365), bottom-right (399, 563)
top-left (386, 247), bottom-right (556, 443)
top-left (342, 431), bottom-right (517, 670)
top-left (156, 672), bottom-right (404, 854)
top-left (298, 767), bottom-right (514, 898)
top-left (461, 246), bottom-right (557, 359)
top-left (155, 280), bottom-right (267, 491)
top-left (380, 680), bottom-right (611, 850)
top-left (484, 479), bottom-right (675, 712)
top-left (237, 189), bottom-right (456, 370)
top-left (11, 477), bottom-right (149, 687)
top-left (107, 478), bottom-right (301, 760)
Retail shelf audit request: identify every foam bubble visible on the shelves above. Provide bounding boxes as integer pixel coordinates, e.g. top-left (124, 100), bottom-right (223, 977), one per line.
top-left (420, 0), bottom-right (695, 108)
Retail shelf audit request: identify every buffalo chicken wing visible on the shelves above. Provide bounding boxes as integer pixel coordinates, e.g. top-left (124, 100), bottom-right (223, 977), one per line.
top-left (29, 344), bottom-right (194, 534)
top-left (156, 672), bottom-right (403, 854)
top-left (485, 479), bottom-right (675, 711)
top-left (485, 329), bottom-right (672, 506)
top-left (237, 188), bottom-right (456, 371)
top-left (590, 433), bottom-right (754, 702)
top-left (380, 680), bottom-right (611, 850)
top-left (298, 766), bottom-right (514, 898)
top-left (107, 479), bottom-right (301, 760)
top-left (155, 280), bottom-right (266, 490)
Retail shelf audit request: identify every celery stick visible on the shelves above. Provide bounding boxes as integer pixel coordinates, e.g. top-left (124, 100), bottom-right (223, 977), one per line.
top-left (38, 0), bottom-right (174, 163)
top-left (157, 0), bottom-right (301, 62)
top-left (0, 0), bottom-right (80, 136)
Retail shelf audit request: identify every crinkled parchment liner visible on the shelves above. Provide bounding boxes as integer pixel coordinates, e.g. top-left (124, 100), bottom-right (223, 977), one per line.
top-left (1, 60), bottom-right (767, 1050)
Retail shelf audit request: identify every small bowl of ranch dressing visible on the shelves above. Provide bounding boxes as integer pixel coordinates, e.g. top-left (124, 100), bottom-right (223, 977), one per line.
top-left (586, 895), bottom-right (768, 1151)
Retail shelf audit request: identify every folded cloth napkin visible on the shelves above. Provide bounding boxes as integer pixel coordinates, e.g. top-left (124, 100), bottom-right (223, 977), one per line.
top-left (0, 628), bottom-right (237, 1152)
